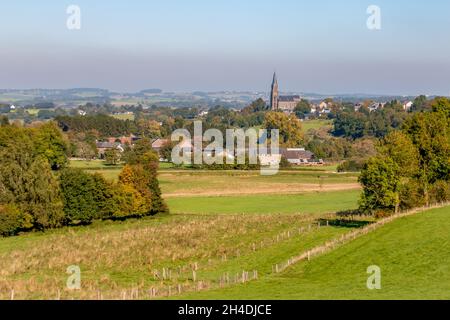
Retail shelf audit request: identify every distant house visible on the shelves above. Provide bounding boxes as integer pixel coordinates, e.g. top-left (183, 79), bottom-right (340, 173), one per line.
top-left (319, 101), bottom-right (328, 110)
top-left (151, 138), bottom-right (170, 153)
top-left (354, 103), bottom-right (362, 112)
top-left (280, 148), bottom-right (318, 165)
top-left (369, 102), bottom-right (386, 112)
top-left (152, 138), bottom-right (193, 153)
top-left (403, 101), bottom-right (413, 112)
top-left (317, 101), bottom-right (333, 114)
top-left (107, 134), bottom-right (138, 145)
top-left (96, 142), bottom-right (124, 158)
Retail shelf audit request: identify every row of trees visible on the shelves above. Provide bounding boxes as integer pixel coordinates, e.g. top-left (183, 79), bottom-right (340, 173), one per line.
top-left (0, 122), bottom-right (167, 237)
top-left (333, 101), bottom-right (410, 139)
top-left (359, 97), bottom-right (450, 216)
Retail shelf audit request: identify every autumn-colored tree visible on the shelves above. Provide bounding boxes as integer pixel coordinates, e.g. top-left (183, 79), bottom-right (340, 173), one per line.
top-left (263, 112), bottom-right (304, 147)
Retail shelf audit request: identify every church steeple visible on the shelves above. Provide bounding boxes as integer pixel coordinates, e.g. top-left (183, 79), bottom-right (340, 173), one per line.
top-left (270, 72), bottom-right (279, 110)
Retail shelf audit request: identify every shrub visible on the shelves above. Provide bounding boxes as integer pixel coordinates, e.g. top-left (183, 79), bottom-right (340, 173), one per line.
top-left (0, 205), bottom-right (32, 237)
top-left (429, 180), bottom-right (450, 204)
top-left (399, 180), bottom-right (426, 210)
top-left (337, 160), bottom-right (364, 172)
top-left (59, 168), bottom-right (98, 225)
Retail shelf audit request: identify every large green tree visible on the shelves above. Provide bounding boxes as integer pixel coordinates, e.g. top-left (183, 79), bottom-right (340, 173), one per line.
top-left (359, 157), bottom-right (400, 214)
top-left (33, 122), bottom-right (69, 170)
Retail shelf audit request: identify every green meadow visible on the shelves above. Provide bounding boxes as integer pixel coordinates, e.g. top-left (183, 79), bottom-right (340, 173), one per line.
top-left (166, 190), bottom-right (360, 215)
top-left (182, 206), bottom-right (450, 300)
top-left (1, 159), bottom-right (447, 300)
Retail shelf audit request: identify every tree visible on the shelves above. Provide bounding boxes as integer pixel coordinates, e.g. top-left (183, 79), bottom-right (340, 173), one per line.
top-left (74, 141), bottom-right (97, 160)
top-left (33, 122), bottom-right (69, 170)
top-left (403, 108), bottom-right (449, 185)
top-left (294, 99), bottom-right (311, 119)
top-left (377, 131), bottom-right (419, 178)
top-left (333, 112), bottom-right (366, 139)
top-left (0, 154), bottom-right (64, 230)
top-left (0, 116), bottom-right (9, 126)
top-left (359, 97), bottom-right (450, 213)
top-left (136, 118), bottom-right (162, 138)
top-left (0, 124), bottom-right (65, 229)
top-left (263, 112), bottom-right (304, 147)
top-left (59, 168), bottom-right (98, 225)
top-left (120, 139), bottom-right (168, 215)
top-left (159, 140), bottom-right (176, 162)
top-left (105, 148), bottom-right (120, 165)
top-left (0, 204), bottom-right (30, 236)
top-left (122, 138), bottom-right (156, 165)
top-left (241, 98), bottom-right (268, 114)
top-left (359, 157), bottom-right (400, 214)
top-left (411, 95), bottom-right (429, 113)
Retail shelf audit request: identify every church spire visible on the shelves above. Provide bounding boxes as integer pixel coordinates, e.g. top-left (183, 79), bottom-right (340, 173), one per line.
top-left (270, 72), bottom-right (279, 110)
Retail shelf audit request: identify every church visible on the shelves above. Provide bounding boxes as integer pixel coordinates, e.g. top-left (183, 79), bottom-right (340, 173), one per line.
top-left (270, 73), bottom-right (301, 112)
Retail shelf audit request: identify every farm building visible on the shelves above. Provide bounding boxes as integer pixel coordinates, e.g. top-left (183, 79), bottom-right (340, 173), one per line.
top-left (280, 148), bottom-right (318, 165)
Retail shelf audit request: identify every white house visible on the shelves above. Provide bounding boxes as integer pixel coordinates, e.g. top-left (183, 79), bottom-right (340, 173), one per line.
top-left (403, 101), bottom-right (413, 112)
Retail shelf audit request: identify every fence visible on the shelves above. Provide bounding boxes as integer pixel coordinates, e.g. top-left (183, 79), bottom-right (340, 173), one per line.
top-left (2, 202), bottom-right (448, 300)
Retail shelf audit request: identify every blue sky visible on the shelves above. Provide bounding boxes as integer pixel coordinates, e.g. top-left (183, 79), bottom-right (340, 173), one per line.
top-left (1, 0), bottom-right (449, 95)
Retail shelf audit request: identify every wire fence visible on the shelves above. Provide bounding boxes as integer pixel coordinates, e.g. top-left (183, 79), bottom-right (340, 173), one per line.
top-left (2, 202), bottom-right (448, 300)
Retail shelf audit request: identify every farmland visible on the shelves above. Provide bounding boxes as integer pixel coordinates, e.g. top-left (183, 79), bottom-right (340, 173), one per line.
top-left (182, 205), bottom-right (450, 300)
top-left (1, 160), bottom-right (448, 300)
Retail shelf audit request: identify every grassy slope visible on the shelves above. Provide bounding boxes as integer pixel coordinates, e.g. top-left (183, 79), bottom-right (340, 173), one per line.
top-left (182, 206), bottom-right (450, 300)
top-left (167, 190), bottom-right (360, 215)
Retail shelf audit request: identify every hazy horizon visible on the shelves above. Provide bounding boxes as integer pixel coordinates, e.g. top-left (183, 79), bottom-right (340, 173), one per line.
top-left (1, 0), bottom-right (450, 96)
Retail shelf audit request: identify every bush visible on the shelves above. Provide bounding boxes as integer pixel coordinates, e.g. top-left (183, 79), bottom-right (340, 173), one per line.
top-left (399, 180), bottom-right (426, 210)
top-left (337, 160), bottom-right (364, 172)
top-left (430, 180), bottom-right (450, 204)
top-left (59, 169), bottom-right (97, 225)
top-left (0, 205), bottom-right (32, 237)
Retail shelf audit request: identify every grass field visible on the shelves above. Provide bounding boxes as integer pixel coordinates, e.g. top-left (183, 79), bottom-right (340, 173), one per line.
top-left (1, 157), bottom-right (448, 299)
top-left (69, 160), bottom-right (359, 196)
top-left (182, 206), bottom-right (450, 300)
top-left (0, 209), bottom-right (363, 299)
top-left (0, 160), bottom-right (364, 299)
top-left (5, 159), bottom-right (445, 300)
top-left (166, 190), bottom-right (359, 215)
top-left (160, 171), bottom-right (359, 197)
top-left (111, 113), bottom-right (135, 121)
top-left (302, 119), bottom-right (333, 133)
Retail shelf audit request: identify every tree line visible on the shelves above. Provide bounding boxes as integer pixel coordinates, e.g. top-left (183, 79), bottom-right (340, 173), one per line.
top-left (0, 122), bottom-right (167, 237)
top-left (359, 97), bottom-right (450, 216)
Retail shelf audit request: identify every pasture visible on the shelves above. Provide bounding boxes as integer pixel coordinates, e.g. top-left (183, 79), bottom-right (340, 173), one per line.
top-left (1, 159), bottom-right (447, 299)
top-left (183, 206), bottom-right (450, 300)
top-left (0, 160), bottom-right (366, 299)
top-left (166, 191), bottom-right (359, 215)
